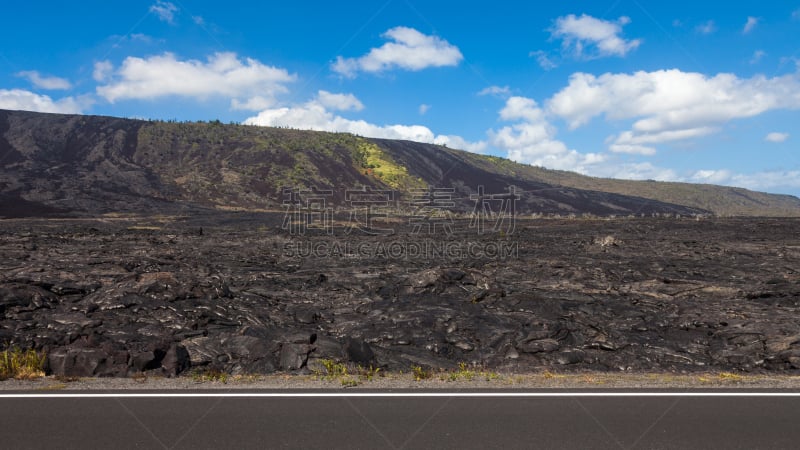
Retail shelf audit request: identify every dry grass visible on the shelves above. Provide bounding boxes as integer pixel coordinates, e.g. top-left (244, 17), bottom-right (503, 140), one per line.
top-left (718, 372), bottom-right (744, 382)
top-left (130, 372), bottom-right (148, 383)
top-left (191, 368), bottom-right (229, 383)
top-left (542, 370), bottom-right (565, 380)
top-left (0, 347), bottom-right (46, 380)
top-left (438, 362), bottom-right (499, 382)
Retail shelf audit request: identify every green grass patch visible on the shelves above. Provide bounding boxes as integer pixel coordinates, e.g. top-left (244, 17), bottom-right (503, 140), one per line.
top-left (355, 139), bottom-right (425, 191)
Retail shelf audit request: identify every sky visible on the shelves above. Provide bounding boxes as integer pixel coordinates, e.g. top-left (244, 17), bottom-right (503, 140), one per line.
top-left (1, 1), bottom-right (799, 195)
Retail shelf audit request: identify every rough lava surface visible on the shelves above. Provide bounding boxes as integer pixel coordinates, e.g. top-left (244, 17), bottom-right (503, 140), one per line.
top-left (2, 214), bottom-right (799, 378)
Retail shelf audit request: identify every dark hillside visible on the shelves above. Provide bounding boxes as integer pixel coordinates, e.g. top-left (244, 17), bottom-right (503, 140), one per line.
top-left (0, 109), bottom-right (797, 217)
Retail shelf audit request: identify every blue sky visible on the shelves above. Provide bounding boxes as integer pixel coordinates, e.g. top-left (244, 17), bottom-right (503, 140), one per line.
top-left (1, 1), bottom-right (799, 195)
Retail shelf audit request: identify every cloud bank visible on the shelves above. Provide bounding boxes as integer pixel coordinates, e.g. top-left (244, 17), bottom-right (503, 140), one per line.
top-left (96, 52), bottom-right (295, 110)
top-left (547, 69), bottom-right (800, 155)
top-left (0, 89), bottom-right (84, 114)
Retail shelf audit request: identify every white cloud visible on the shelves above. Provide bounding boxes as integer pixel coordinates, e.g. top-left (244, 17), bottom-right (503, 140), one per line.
top-left (692, 169), bottom-right (800, 190)
top-left (436, 134), bottom-right (486, 152)
top-left (691, 169), bottom-right (733, 184)
top-left (150, 1), bottom-right (178, 24)
top-left (93, 60), bottom-right (113, 82)
top-left (547, 69), bottom-right (800, 154)
top-left (729, 170), bottom-right (800, 190)
top-left (606, 144), bottom-right (656, 156)
top-left (498, 96), bottom-right (546, 123)
top-left (696, 20), bottom-right (717, 34)
top-left (585, 160), bottom-right (730, 185)
top-left (530, 50), bottom-right (557, 70)
top-left (477, 85), bottom-right (511, 97)
top-left (0, 89), bottom-right (84, 114)
top-left (418, 103), bottom-right (430, 115)
top-left (743, 16), bottom-right (759, 34)
top-left (765, 132), bottom-right (789, 143)
top-left (96, 52), bottom-right (295, 110)
top-left (244, 97), bottom-right (486, 153)
top-left (590, 164), bottom-right (800, 192)
top-left (15, 71), bottom-right (71, 90)
top-left (316, 90), bottom-right (364, 111)
top-left (794, 9), bottom-right (800, 20)
top-left (332, 27), bottom-right (463, 77)
top-left (610, 127), bottom-right (717, 155)
top-left (488, 96), bottom-right (604, 171)
top-left (750, 50), bottom-right (766, 64)
top-left (592, 162), bottom-right (679, 181)
top-left (192, 16), bottom-right (205, 26)
top-left (550, 14), bottom-right (641, 58)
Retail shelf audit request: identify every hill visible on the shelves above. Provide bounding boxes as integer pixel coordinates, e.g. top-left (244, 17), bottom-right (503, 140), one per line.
top-left (1, 109), bottom-right (798, 218)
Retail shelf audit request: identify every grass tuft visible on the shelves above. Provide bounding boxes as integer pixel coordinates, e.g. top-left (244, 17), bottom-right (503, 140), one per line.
top-left (316, 359), bottom-right (360, 387)
top-left (191, 368), bottom-right (229, 383)
top-left (440, 362), bottom-right (499, 382)
top-left (411, 365), bottom-right (432, 381)
top-left (0, 347), bottom-right (46, 380)
top-left (356, 364), bottom-right (382, 382)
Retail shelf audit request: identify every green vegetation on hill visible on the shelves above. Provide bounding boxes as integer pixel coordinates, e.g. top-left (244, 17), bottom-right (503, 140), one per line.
top-left (135, 122), bottom-right (382, 208)
top-left (353, 138), bottom-right (426, 191)
top-left (135, 122), bottom-right (430, 206)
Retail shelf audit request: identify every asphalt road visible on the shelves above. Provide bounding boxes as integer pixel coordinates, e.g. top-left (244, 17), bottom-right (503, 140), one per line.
top-left (1, 391), bottom-right (798, 449)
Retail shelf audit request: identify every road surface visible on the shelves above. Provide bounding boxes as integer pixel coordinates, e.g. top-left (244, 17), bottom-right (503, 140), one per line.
top-left (1, 390), bottom-right (797, 449)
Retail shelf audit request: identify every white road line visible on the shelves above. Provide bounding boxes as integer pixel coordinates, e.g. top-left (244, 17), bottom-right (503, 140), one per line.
top-left (1, 392), bottom-right (800, 399)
